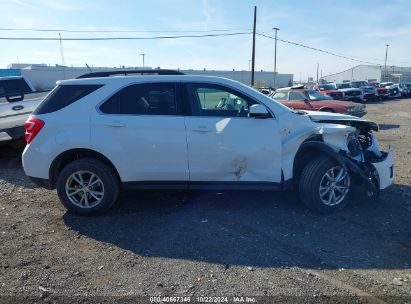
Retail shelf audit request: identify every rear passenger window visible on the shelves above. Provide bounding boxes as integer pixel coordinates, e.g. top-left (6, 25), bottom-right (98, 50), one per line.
top-left (100, 83), bottom-right (177, 115)
top-left (34, 85), bottom-right (103, 114)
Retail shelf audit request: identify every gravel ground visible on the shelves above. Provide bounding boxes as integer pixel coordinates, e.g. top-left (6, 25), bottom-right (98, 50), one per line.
top-left (0, 98), bottom-right (410, 303)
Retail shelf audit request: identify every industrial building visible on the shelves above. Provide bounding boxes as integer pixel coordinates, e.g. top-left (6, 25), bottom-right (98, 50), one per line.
top-left (322, 64), bottom-right (411, 84)
top-left (2, 63), bottom-right (293, 90)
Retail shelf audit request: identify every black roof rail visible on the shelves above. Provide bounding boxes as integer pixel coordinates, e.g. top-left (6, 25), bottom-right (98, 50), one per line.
top-left (77, 69), bottom-right (185, 79)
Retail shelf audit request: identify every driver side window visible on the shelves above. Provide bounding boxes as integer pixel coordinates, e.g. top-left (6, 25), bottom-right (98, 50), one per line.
top-left (186, 83), bottom-right (257, 117)
top-left (289, 91), bottom-right (305, 101)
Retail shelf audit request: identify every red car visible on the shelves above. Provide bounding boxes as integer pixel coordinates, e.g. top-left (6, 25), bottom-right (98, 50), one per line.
top-left (313, 84), bottom-right (344, 100)
top-left (270, 88), bottom-right (366, 117)
top-left (368, 82), bottom-right (389, 99)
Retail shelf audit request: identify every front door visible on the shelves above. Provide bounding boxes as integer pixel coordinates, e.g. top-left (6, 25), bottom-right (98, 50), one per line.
top-left (183, 83), bottom-right (282, 183)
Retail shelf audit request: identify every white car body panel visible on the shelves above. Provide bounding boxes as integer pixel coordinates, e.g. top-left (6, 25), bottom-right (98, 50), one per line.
top-left (185, 116), bottom-right (281, 182)
top-left (22, 75), bottom-right (394, 193)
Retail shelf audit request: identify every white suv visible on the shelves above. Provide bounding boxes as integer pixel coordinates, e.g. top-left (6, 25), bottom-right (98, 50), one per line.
top-left (22, 70), bottom-right (394, 215)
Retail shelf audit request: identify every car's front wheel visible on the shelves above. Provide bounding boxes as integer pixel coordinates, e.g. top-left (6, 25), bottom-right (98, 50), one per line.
top-left (56, 158), bottom-right (119, 215)
top-left (299, 157), bottom-right (351, 213)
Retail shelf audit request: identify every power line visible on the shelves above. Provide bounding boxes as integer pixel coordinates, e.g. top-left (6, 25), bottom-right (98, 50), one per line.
top-left (0, 27), bottom-right (250, 33)
top-left (257, 32), bottom-right (382, 65)
top-left (0, 32), bottom-right (252, 41)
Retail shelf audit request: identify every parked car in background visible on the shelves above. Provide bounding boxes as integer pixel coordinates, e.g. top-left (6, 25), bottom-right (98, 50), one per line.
top-left (270, 88), bottom-right (366, 117)
top-left (0, 76), bottom-right (47, 144)
top-left (350, 81), bottom-right (377, 101)
top-left (336, 83), bottom-right (365, 102)
top-left (399, 83), bottom-right (411, 97)
top-left (22, 70), bottom-right (392, 215)
top-left (312, 84), bottom-right (344, 100)
top-left (368, 82), bottom-right (390, 100)
top-left (380, 82), bottom-right (401, 98)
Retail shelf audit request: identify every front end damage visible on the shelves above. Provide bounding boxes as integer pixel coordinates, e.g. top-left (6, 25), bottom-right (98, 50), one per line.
top-left (283, 111), bottom-right (394, 196)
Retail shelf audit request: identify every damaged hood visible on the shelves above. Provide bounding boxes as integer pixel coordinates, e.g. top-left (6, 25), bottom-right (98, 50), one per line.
top-left (302, 110), bottom-right (379, 132)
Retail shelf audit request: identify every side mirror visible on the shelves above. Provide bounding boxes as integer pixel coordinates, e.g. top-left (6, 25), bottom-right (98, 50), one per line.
top-left (304, 98), bottom-right (310, 103)
top-left (249, 104), bottom-right (270, 119)
top-left (6, 94), bottom-right (24, 103)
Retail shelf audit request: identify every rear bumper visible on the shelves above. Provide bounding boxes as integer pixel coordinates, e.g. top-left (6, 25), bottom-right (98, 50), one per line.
top-left (372, 146), bottom-right (394, 190)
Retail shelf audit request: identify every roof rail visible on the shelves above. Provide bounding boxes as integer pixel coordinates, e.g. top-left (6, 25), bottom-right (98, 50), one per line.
top-left (77, 69), bottom-right (185, 79)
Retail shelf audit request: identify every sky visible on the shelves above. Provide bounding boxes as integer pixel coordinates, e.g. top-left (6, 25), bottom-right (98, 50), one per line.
top-left (1, 0), bottom-right (411, 80)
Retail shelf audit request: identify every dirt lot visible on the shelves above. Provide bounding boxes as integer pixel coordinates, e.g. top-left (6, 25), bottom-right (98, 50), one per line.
top-left (0, 98), bottom-right (410, 303)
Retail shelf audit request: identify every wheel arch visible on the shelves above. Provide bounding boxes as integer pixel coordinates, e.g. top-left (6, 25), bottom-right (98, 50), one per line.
top-left (49, 148), bottom-right (121, 189)
top-left (293, 141), bottom-right (344, 181)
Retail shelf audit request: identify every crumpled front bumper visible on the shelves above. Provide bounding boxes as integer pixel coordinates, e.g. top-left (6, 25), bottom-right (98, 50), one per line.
top-left (372, 146), bottom-right (394, 189)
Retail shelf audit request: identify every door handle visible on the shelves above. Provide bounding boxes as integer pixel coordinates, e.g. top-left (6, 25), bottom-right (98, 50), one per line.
top-left (104, 121), bottom-right (126, 128)
top-left (12, 105), bottom-right (24, 111)
top-left (192, 125), bottom-right (211, 132)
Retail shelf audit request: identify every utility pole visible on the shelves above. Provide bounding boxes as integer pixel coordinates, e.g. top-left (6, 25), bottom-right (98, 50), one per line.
top-left (251, 6), bottom-right (257, 86)
top-left (58, 33), bottom-right (66, 79)
top-left (140, 53), bottom-right (146, 68)
top-left (316, 62), bottom-right (319, 83)
top-left (272, 27), bottom-right (280, 89)
top-left (384, 44), bottom-right (389, 82)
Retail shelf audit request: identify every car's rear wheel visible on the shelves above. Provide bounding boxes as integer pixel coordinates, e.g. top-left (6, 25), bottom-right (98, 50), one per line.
top-left (56, 158), bottom-right (119, 215)
top-left (299, 157), bottom-right (351, 213)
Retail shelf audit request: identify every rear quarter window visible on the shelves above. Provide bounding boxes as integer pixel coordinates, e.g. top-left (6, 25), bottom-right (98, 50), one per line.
top-left (33, 84), bottom-right (103, 114)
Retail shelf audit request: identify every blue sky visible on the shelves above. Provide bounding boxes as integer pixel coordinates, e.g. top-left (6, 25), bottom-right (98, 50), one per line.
top-left (2, 0), bottom-right (411, 80)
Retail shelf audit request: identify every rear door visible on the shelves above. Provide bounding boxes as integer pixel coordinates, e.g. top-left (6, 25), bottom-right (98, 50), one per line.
top-left (91, 82), bottom-right (189, 183)
top-left (183, 82), bottom-right (282, 183)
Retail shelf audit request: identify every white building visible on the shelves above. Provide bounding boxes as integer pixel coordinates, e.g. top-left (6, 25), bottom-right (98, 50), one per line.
top-left (5, 63), bottom-right (293, 90)
top-left (322, 64), bottom-right (411, 84)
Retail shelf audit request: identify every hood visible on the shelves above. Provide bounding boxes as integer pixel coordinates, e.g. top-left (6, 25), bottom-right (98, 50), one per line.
top-left (359, 85), bottom-right (375, 90)
top-left (311, 99), bottom-right (359, 107)
top-left (338, 88), bottom-right (362, 92)
top-left (302, 110), bottom-right (379, 132)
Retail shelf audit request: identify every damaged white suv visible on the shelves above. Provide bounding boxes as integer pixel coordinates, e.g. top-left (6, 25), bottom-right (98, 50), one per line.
top-left (22, 70), bottom-right (394, 215)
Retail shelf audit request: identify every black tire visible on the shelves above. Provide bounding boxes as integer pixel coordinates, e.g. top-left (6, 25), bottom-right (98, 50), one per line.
top-left (298, 157), bottom-right (351, 213)
top-left (56, 158), bottom-right (119, 215)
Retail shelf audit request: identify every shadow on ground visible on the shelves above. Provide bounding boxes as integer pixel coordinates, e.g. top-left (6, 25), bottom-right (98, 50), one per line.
top-left (64, 184), bottom-right (411, 270)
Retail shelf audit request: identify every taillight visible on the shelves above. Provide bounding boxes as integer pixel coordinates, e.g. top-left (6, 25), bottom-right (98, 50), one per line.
top-left (25, 117), bottom-right (45, 144)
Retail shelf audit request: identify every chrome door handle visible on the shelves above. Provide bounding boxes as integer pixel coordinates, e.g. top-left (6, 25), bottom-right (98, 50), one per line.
top-left (12, 105), bottom-right (24, 111)
top-left (104, 122), bottom-right (126, 127)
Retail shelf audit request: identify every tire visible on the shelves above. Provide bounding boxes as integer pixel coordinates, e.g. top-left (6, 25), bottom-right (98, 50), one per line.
top-left (298, 157), bottom-right (351, 213)
top-left (56, 158), bottom-right (119, 215)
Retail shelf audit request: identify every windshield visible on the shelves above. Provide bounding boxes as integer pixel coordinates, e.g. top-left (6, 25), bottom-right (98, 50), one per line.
top-left (337, 83), bottom-right (350, 89)
top-left (318, 84), bottom-right (335, 90)
top-left (351, 81), bottom-right (368, 88)
top-left (306, 90), bottom-right (333, 101)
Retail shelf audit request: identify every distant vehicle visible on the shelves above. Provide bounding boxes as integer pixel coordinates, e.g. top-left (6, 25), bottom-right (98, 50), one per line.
top-left (270, 88), bottom-right (366, 117)
top-left (399, 83), bottom-right (411, 98)
top-left (0, 76), bottom-right (47, 144)
top-left (368, 82), bottom-right (389, 100)
top-left (350, 81), bottom-right (377, 101)
top-left (313, 84), bottom-right (344, 100)
top-left (380, 82), bottom-right (401, 98)
top-left (336, 83), bottom-right (365, 102)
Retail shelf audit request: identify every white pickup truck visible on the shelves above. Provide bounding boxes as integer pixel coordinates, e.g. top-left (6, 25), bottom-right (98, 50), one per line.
top-left (0, 76), bottom-right (47, 144)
